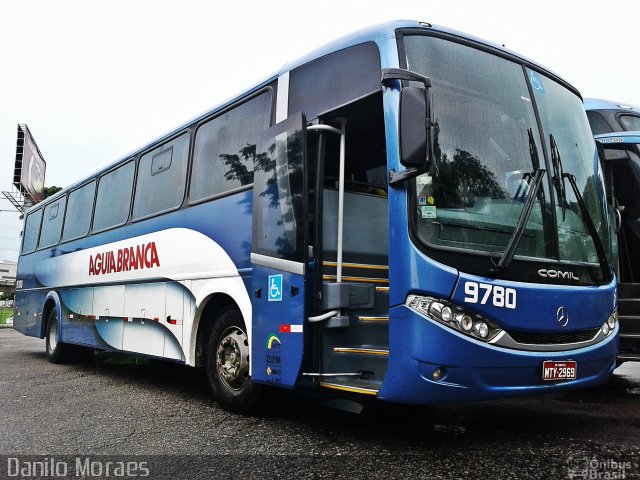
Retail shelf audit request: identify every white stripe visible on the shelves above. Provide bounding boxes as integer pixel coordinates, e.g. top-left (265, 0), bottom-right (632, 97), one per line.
top-left (276, 72), bottom-right (289, 123)
top-left (34, 228), bottom-right (238, 288)
top-left (290, 324), bottom-right (303, 333)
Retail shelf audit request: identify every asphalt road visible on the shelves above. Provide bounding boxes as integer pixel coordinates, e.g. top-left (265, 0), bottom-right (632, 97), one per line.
top-left (0, 328), bottom-right (639, 479)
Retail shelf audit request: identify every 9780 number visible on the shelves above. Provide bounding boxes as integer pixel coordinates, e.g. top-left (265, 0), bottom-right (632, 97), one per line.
top-left (464, 282), bottom-right (517, 309)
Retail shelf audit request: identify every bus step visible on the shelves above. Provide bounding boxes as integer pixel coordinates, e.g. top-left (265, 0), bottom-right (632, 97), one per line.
top-left (617, 354), bottom-right (640, 362)
top-left (333, 347), bottom-right (389, 356)
top-left (323, 261), bottom-right (388, 271)
top-left (618, 298), bottom-right (640, 316)
top-left (619, 315), bottom-right (640, 335)
top-left (319, 382), bottom-right (379, 396)
top-left (322, 274), bottom-right (389, 284)
top-left (618, 283), bottom-right (640, 298)
top-left (358, 315), bottom-right (389, 323)
top-left (620, 333), bottom-right (640, 339)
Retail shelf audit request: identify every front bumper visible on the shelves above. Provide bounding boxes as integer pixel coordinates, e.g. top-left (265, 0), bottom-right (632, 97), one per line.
top-left (377, 305), bottom-right (618, 404)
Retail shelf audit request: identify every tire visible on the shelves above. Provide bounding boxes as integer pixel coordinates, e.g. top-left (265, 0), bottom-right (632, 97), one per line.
top-left (205, 308), bottom-right (261, 414)
top-left (45, 308), bottom-right (66, 364)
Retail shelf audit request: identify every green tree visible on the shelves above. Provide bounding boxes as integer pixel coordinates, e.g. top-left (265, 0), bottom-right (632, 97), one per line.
top-left (0, 291), bottom-right (14, 301)
top-left (43, 185), bottom-right (63, 197)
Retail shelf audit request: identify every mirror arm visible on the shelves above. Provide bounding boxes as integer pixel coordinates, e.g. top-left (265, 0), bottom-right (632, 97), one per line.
top-left (381, 68), bottom-right (432, 88)
top-left (381, 68), bottom-right (434, 185)
top-left (389, 165), bottom-right (429, 185)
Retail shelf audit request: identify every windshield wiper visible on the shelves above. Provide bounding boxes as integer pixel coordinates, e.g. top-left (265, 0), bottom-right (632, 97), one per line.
top-left (550, 134), bottom-right (567, 221)
top-left (550, 136), bottom-right (612, 282)
top-left (491, 129), bottom-right (546, 274)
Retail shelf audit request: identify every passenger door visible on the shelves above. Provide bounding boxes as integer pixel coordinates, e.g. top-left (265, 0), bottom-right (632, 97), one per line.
top-left (250, 113), bottom-right (309, 388)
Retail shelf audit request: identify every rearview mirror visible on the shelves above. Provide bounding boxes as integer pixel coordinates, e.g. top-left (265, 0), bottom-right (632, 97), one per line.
top-left (381, 68), bottom-right (433, 185)
top-left (400, 86), bottom-right (429, 168)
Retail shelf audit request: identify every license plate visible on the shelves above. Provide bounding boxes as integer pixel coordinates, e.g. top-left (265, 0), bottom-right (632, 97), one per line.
top-left (542, 360), bottom-right (577, 381)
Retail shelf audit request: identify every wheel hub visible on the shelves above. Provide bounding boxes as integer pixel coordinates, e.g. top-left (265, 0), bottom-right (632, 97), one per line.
top-left (216, 327), bottom-right (250, 390)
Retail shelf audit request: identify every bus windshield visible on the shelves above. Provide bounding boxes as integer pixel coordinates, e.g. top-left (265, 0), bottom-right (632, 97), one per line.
top-left (404, 35), bottom-right (609, 266)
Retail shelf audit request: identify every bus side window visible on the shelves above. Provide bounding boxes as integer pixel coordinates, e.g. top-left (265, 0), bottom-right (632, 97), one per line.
top-left (288, 42), bottom-right (381, 121)
top-left (38, 197), bottom-right (67, 249)
top-left (21, 209), bottom-right (43, 254)
top-left (586, 111), bottom-right (614, 136)
top-left (61, 181), bottom-right (96, 242)
top-left (190, 92), bottom-right (272, 203)
top-left (132, 133), bottom-right (190, 220)
top-left (93, 161), bottom-right (135, 232)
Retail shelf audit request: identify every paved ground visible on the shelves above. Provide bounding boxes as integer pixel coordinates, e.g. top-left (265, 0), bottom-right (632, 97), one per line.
top-left (0, 328), bottom-right (639, 479)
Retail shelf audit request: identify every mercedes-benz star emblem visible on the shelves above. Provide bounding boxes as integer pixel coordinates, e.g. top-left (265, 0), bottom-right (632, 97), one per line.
top-left (556, 306), bottom-right (569, 327)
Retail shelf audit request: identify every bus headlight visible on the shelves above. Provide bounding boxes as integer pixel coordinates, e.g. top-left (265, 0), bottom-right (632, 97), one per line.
top-left (602, 310), bottom-right (617, 337)
top-left (406, 295), bottom-right (502, 342)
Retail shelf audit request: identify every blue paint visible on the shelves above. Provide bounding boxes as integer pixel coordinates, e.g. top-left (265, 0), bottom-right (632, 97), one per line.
top-left (251, 266), bottom-right (305, 388)
top-left (379, 305), bottom-right (617, 404)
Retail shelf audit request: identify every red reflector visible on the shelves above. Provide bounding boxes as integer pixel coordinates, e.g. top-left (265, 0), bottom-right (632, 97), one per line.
top-left (168, 319), bottom-right (177, 325)
top-left (153, 317), bottom-right (159, 322)
top-left (280, 324), bottom-right (291, 333)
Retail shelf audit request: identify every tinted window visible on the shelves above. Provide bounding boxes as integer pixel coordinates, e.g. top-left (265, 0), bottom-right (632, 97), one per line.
top-left (38, 197), bottom-right (67, 248)
top-left (620, 115), bottom-right (640, 131)
top-left (133, 133), bottom-right (189, 219)
top-left (93, 161), bottom-right (135, 231)
top-left (62, 182), bottom-right (96, 242)
top-left (289, 42), bottom-right (381, 120)
top-left (404, 36), bottom-right (549, 258)
top-left (22, 209), bottom-right (43, 254)
top-left (190, 93), bottom-right (272, 202)
top-left (253, 114), bottom-right (306, 262)
top-left (586, 111), bottom-right (613, 135)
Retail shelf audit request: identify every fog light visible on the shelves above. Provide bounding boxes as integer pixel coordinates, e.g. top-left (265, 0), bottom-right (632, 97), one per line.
top-left (441, 306), bottom-right (453, 322)
top-left (474, 321), bottom-right (489, 339)
top-left (432, 368), bottom-right (443, 381)
top-left (602, 323), bottom-right (610, 336)
top-left (607, 315), bottom-right (616, 330)
top-left (459, 314), bottom-right (473, 331)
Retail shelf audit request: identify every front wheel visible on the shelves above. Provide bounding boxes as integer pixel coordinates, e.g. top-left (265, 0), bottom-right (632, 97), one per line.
top-left (45, 308), bottom-right (66, 364)
top-left (205, 308), bottom-right (261, 414)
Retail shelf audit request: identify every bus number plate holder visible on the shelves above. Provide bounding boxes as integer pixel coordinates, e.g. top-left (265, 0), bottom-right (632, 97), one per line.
top-left (542, 360), bottom-right (577, 381)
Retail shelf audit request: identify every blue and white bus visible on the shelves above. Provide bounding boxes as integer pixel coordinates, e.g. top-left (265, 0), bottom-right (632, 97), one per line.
top-left (15, 20), bottom-right (618, 413)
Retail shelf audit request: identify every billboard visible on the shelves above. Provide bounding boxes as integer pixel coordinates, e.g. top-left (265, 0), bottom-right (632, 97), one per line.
top-left (13, 124), bottom-right (46, 203)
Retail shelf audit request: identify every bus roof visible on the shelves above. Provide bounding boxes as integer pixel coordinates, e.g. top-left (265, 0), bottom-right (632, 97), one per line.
top-left (34, 19), bottom-right (576, 210)
top-left (584, 97), bottom-right (640, 112)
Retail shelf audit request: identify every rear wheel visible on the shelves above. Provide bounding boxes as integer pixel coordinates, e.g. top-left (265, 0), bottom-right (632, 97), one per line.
top-left (45, 308), bottom-right (66, 364)
top-left (205, 308), bottom-right (261, 413)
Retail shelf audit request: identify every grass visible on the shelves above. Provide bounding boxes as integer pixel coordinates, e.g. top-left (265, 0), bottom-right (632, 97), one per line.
top-left (0, 308), bottom-right (13, 325)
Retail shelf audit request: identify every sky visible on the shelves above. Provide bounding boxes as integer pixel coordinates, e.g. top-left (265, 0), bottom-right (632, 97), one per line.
top-left (0, 0), bottom-right (638, 261)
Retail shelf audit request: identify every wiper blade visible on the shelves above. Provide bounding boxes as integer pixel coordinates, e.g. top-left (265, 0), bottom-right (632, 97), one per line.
top-left (491, 168), bottom-right (546, 274)
top-left (563, 172), bottom-right (613, 283)
top-left (549, 134), bottom-right (567, 221)
top-left (490, 129), bottom-right (546, 274)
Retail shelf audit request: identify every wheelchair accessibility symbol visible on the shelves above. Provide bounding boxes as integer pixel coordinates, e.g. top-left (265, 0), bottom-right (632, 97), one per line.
top-left (268, 274), bottom-right (283, 302)
top-left (527, 68), bottom-right (545, 95)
